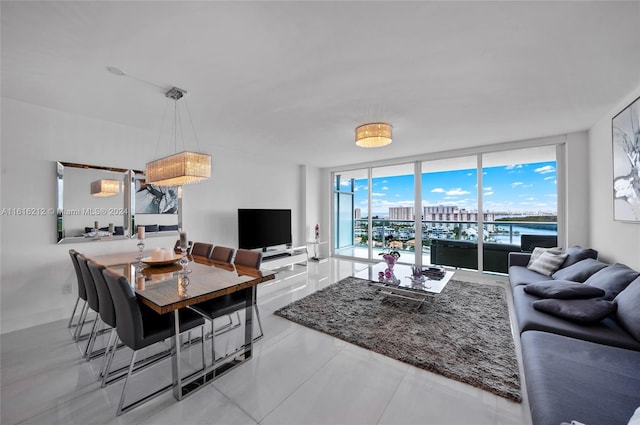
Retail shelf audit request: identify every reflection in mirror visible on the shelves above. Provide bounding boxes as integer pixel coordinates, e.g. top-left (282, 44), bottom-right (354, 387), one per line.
top-left (57, 162), bottom-right (131, 243)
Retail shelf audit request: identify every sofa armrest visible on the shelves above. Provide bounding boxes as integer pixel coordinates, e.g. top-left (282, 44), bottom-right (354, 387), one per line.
top-left (508, 252), bottom-right (531, 268)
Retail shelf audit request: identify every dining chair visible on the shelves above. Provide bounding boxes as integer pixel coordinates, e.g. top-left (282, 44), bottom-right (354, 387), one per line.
top-left (76, 254), bottom-right (105, 359)
top-left (209, 246), bottom-right (235, 263)
top-left (68, 250), bottom-right (88, 337)
top-left (234, 248), bottom-right (263, 269)
top-left (173, 239), bottom-right (193, 254)
top-left (191, 242), bottom-right (213, 258)
top-left (233, 249), bottom-right (265, 341)
top-left (190, 249), bottom-right (265, 365)
top-left (101, 269), bottom-right (205, 415)
top-left (87, 260), bottom-right (119, 385)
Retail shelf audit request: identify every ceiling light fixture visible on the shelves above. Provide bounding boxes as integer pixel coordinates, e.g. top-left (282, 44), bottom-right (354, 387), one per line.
top-left (355, 122), bottom-right (393, 148)
top-left (91, 179), bottom-right (120, 197)
top-left (145, 87), bottom-right (211, 186)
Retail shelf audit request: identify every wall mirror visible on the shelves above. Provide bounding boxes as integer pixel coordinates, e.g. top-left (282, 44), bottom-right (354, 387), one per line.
top-left (56, 163), bottom-right (181, 243)
top-left (57, 162), bottom-right (132, 243)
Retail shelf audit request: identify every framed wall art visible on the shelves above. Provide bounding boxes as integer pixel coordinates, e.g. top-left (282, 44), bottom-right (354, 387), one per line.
top-left (135, 178), bottom-right (179, 214)
top-left (612, 95), bottom-right (640, 222)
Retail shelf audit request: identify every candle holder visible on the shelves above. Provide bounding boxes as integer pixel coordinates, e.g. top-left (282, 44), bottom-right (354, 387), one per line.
top-left (180, 247), bottom-right (191, 274)
top-left (178, 273), bottom-right (190, 298)
top-left (136, 237), bottom-right (145, 263)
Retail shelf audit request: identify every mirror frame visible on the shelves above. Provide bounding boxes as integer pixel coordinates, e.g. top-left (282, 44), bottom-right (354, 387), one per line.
top-left (56, 161), bottom-right (133, 244)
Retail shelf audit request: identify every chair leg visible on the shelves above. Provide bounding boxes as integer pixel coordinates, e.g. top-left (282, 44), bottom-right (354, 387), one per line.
top-left (67, 297), bottom-right (80, 328)
top-left (200, 325), bottom-right (205, 370)
top-left (254, 304), bottom-right (264, 341)
top-left (99, 328), bottom-right (116, 379)
top-left (102, 335), bottom-right (119, 388)
top-left (117, 350), bottom-right (138, 416)
top-left (84, 317), bottom-right (100, 359)
top-left (73, 302), bottom-right (88, 341)
top-left (211, 320), bottom-right (216, 366)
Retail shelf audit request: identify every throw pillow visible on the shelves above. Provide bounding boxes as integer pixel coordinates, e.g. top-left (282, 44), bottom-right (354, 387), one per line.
top-left (614, 276), bottom-right (640, 342)
top-left (561, 245), bottom-right (598, 268)
top-left (585, 263), bottom-right (640, 300)
top-left (527, 250), bottom-right (568, 276)
top-left (524, 280), bottom-right (605, 299)
top-left (552, 258), bottom-right (609, 282)
top-left (532, 299), bottom-right (617, 324)
top-left (528, 246), bottom-right (563, 265)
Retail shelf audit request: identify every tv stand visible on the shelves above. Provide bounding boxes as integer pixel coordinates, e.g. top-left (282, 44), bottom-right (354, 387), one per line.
top-left (261, 245), bottom-right (308, 270)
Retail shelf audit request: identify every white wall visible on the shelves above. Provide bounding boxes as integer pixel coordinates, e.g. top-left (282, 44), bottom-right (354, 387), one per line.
top-left (0, 98), bottom-right (310, 334)
top-left (563, 131), bottom-right (590, 248)
top-left (588, 84), bottom-right (640, 269)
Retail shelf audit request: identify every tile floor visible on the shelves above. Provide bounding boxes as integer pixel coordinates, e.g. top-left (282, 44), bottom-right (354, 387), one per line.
top-left (1, 258), bottom-right (532, 425)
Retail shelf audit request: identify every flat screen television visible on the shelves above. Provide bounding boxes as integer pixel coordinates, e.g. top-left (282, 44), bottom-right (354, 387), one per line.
top-left (238, 209), bottom-right (292, 250)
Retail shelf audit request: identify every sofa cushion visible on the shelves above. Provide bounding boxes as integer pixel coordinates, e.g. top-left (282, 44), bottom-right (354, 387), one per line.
top-left (521, 331), bottom-right (640, 425)
top-left (552, 258), bottom-right (609, 282)
top-left (532, 298), bottom-right (617, 324)
top-left (561, 245), bottom-right (598, 268)
top-left (508, 265), bottom-right (548, 288)
top-left (615, 276), bottom-right (640, 342)
top-left (527, 250), bottom-right (567, 276)
top-left (524, 280), bottom-right (605, 299)
top-left (585, 263), bottom-right (640, 300)
top-left (512, 286), bottom-right (640, 350)
top-left (528, 246), bottom-right (562, 264)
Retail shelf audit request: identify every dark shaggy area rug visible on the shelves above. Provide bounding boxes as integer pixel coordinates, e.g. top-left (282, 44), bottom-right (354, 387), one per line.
top-left (274, 276), bottom-right (521, 402)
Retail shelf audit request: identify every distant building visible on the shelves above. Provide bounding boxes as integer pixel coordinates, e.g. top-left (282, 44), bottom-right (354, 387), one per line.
top-left (354, 208), bottom-right (361, 219)
top-left (423, 205), bottom-right (495, 231)
top-left (389, 207), bottom-right (414, 220)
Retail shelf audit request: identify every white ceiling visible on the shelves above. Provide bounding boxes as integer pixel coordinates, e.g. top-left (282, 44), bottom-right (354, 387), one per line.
top-left (2, 1), bottom-right (640, 168)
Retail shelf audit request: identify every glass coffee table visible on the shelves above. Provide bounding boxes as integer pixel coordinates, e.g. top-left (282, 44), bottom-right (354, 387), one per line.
top-left (355, 263), bottom-right (454, 309)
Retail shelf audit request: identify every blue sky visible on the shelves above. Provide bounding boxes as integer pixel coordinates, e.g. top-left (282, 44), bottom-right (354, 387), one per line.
top-left (353, 161), bottom-right (557, 217)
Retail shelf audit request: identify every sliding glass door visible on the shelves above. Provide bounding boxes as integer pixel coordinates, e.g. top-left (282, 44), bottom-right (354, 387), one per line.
top-left (332, 144), bottom-right (559, 274)
top-left (422, 156), bottom-right (478, 268)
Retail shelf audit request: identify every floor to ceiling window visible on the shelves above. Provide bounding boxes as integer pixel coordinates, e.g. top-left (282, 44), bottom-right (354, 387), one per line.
top-left (481, 146), bottom-right (558, 272)
top-left (332, 143), bottom-right (560, 274)
top-left (334, 169), bottom-right (368, 258)
top-left (422, 156), bottom-right (478, 268)
top-left (371, 164), bottom-right (415, 264)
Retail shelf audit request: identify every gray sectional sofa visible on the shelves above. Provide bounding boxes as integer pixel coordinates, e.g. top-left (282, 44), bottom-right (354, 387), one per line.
top-left (508, 247), bottom-right (640, 425)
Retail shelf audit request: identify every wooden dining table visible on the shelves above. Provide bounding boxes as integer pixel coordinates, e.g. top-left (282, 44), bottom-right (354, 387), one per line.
top-left (92, 251), bottom-right (276, 401)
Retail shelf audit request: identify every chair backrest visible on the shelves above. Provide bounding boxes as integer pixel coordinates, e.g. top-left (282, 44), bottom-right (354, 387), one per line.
top-left (77, 254), bottom-right (99, 312)
top-left (210, 246), bottom-right (235, 263)
top-left (68, 249), bottom-right (87, 301)
top-left (101, 269), bottom-right (144, 350)
top-left (87, 260), bottom-right (116, 328)
top-left (191, 242), bottom-right (213, 258)
top-left (173, 239), bottom-right (193, 254)
top-left (233, 249), bottom-right (263, 269)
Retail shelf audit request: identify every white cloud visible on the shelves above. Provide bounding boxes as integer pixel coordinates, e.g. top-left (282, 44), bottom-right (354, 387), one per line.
top-left (512, 182), bottom-right (524, 188)
top-left (535, 165), bottom-right (555, 174)
top-left (484, 191), bottom-right (494, 196)
top-left (505, 164), bottom-right (523, 170)
top-left (484, 186), bottom-right (493, 191)
top-left (382, 186), bottom-right (389, 190)
top-left (543, 176), bottom-right (555, 181)
top-left (372, 192), bottom-right (386, 197)
top-left (446, 188), bottom-right (471, 196)
top-left (431, 188), bottom-right (445, 193)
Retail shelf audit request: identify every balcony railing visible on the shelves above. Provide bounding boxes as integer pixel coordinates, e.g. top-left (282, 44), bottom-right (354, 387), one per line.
top-left (351, 218), bottom-right (557, 253)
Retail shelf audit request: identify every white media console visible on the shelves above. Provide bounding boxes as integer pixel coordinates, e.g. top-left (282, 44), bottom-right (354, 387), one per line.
top-left (261, 245), bottom-right (308, 270)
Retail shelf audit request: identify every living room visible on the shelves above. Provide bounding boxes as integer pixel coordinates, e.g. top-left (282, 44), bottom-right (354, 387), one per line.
top-left (2, 2), bottom-right (640, 424)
